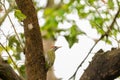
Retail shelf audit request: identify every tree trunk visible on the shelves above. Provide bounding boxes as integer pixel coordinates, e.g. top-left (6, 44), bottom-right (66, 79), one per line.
top-left (80, 48), bottom-right (120, 80)
top-left (15, 0), bottom-right (46, 80)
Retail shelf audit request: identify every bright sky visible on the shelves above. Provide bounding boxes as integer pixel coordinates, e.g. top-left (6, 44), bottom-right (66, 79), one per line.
top-left (54, 20), bottom-right (119, 80)
top-left (0, 0), bottom-right (120, 80)
top-left (1, 15), bottom-right (119, 80)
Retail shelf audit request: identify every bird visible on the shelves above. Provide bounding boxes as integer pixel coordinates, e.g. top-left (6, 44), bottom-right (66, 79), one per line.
top-left (45, 46), bottom-right (61, 70)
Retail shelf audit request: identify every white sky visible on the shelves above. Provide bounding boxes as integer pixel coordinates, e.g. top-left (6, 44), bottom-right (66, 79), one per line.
top-left (0, 0), bottom-right (120, 80)
top-left (54, 19), bottom-right (119, 80)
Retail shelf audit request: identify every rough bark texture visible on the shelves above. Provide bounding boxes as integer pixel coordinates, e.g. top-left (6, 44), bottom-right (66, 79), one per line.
top-left (15, 0), bottom-right (46, 80)
top-left (0, 57), bottom-right (22, 80)
top-left (80, 48), bottom-right (120, 80)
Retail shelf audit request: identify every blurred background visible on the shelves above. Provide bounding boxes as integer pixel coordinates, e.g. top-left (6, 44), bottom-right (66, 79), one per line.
top-left (0, 0), bottom-right (120, 80)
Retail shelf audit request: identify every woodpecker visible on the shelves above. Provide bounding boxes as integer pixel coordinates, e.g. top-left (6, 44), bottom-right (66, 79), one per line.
top-left (45, 46), bottom-right (61, 70)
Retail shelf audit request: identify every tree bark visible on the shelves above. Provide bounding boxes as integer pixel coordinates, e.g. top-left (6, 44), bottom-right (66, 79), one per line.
top-left (0, 56), bottom-right (22, 80)
top-left (80, 48), bottom-right (120, 80)
top-left (15, 0), bottom-right (46, 80)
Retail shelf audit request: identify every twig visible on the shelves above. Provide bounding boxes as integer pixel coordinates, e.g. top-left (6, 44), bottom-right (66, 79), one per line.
top-left (68, 4), bottom-right (120, 80)
top-left (116, 0), bottom-right (119, 7)
top-left (0, 2), bottom-right (24, 49)
top-left (0, 1), bottom-right (15, 26)
top-left (68, 37), bottom-right (102, 80)
top-left (107, 8), bottom-right (120, 33)
top-left (0, 43), bottom-right (23, 78)
top-left (0, 28), bottom-right (8, 40)
top-left (85, 0), bottom-right (108, 28)
top-left (0, 2), bottom-right (24, 80)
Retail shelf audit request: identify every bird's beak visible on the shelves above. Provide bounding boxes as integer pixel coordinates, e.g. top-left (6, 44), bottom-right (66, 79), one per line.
top-left (57, 46), bottom-right (62, 48)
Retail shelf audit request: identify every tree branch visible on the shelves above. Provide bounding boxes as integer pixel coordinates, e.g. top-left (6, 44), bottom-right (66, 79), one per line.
top-left (0, 56), bottom-right (22, 80)
top-left (0, 1), bottom-right (15, 26)
top-left (0, 2), bottom-right (24, 50)
top-left (0, 43), bottom-right (24, 80)
top-left (80, 48), bottom-right (120, 80)
top-left (68, 4), bottom-right (120, 80)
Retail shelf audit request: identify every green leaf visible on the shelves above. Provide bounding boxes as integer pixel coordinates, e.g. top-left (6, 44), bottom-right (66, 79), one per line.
top-left (90, 16), bottom-right (104, 28)
top-left (102, 37), bottom-right (112, 45)
top-left (14, 9), bottom-right (26, 21)
top-left (98, 28), bottom-right (105, 35)
top-left (106, 39), bottom-right (112, 45)
top-left (113, 29), bottom-right (118, 37)
top-left (65, 25), bottom-right (85, 48)
top-left (87, 0), bottom-right (95, 5)
top-left (65, 35), bottom-right (78, 48)
top-left (108, 0), bottom-right (114, 9)
top-left (8, 35), bottom-right (20, 48)
top-left (44, 8), bottom-right (54, 16)
top-left (94, 17), bottom-right (104, 25)
top-left (90, 17), bottom-right (106, 35)
top-left (55, 9), bottom-right (65, 17)
top-left (20, 65), bottom-right (26, 78)
top-left (41, 15), bottom-right (58, 39)
top-left (0, 46), bottom-right (3, 53)
top-left (62, 4), bottom-right (69, 10)
top-left (8, 34), bottom-right (23, 54)
top-left (76, 4), bottom-right (89, 18)
top-left (13, 53), bottom-right (21, 60)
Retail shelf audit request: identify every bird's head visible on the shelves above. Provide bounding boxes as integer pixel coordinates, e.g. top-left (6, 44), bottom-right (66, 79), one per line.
top-left (51, 46), bottom-right (61, 51)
